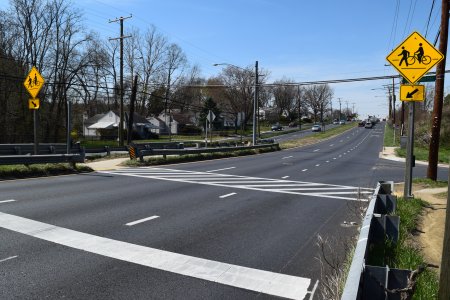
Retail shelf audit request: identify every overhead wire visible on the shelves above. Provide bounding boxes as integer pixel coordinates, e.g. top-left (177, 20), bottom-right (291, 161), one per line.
top-left (425, 0), bottom-right (436, 37)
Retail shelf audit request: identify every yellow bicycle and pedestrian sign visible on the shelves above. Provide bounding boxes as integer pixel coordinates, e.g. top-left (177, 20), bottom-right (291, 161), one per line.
top-left (23, 66), bottom-right (45, 99)
top-left (386, 31), bottom-right (444, 84)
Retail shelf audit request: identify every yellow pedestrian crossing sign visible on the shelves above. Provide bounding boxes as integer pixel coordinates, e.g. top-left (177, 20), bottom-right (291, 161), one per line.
top-left (24, 66), bottom-right (45, 98)
top-left (400, 85), bottom-right (425, 102)
top-left (386, 31), bottom-right (444, 84)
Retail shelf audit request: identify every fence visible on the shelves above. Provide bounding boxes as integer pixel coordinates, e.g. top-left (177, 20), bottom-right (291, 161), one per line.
top-left (341, 181), bottom-right (413, 300)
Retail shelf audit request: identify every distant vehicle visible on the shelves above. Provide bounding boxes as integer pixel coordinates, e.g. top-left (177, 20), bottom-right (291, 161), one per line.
top-left (358, 121), bottom-right (366, 127)
top-left (271, 124), bottom-right (283, 131)
top-left (311, 124), bottom-right (321, 132)
top-left (339, 120), bottom-right (346, 125)
top-left (333, 119), bottom-right (339, 125)
top-left (365, 122), bottom-right (373, 129)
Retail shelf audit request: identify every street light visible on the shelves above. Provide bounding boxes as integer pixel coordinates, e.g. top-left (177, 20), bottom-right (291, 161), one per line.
top-left (213, 61), bottom-right (259, 146)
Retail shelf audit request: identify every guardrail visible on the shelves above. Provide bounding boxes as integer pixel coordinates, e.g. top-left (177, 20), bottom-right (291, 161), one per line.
top-left (0, 154), bottom-right (85, 167)
top-left (341, 181), bottom-right (413, 300)
top-left (0, 143), bottom-right (82, 155)
top-left (133, 143), bottom-right (280, 161)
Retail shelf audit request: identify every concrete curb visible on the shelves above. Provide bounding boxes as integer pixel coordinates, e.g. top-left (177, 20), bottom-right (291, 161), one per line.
top-left (379, 146), bottom-right (449, 168)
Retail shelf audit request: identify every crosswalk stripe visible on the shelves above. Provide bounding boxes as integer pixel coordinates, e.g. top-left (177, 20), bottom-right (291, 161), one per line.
top-left (101, 168), bottom-right (373, 201)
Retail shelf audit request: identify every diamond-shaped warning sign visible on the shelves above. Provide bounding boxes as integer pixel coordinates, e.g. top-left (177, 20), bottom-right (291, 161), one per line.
top-left (24, 66), bottom-right (45, 98)
top-left (386, 31), bottom-right (444, 84)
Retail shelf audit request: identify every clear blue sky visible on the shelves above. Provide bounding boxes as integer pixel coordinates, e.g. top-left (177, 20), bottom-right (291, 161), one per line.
top-left (0, 0), bottom-right (444, 118)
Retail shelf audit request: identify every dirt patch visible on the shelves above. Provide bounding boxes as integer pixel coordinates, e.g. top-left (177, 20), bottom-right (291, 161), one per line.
top-left (394, 183), bottom-right (448, 267)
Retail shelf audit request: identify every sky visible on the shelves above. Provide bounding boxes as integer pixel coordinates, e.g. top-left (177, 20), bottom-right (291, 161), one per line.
top-left (0, 0), bottom-right (444, 119)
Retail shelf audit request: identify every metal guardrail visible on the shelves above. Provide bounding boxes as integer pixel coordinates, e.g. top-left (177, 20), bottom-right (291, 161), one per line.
top-left (341, 181), bottom-right (413, 300)
top-left (0, 143), bottom-right (82, 155)
top-left (134, 143), bottom-right (280, 161)
top-left (0, 154), bottom-right (85, 166)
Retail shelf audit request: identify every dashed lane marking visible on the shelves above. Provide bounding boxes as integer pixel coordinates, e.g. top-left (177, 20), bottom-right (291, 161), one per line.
top-left (219, 192), bottom-right (237, 199)
top-left (0, 255), bottom-right (18, 263)
top-left (0, 212), bottom-right (312, 299)
top-left (207, 167), bottom-right (236, 172)
top-left (125, 216), bottom-right (160, 226)
top-left (0, 200), bottom-right (16, 204)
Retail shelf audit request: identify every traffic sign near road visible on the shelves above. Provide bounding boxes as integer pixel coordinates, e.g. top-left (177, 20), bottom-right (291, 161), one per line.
top-left (400, 85), bottom-right (425, 102)
top-left (28, 98), bottom-right (40, 109)
top-left (24, 66), bottom-right (45, 98)
top-left (386, 31), bottom-right (443, 84)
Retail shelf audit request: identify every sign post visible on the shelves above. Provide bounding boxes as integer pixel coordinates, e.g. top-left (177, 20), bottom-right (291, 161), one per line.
top-left (23, 67), bottom-right (45, 155)
top-left (387, 31), bottom-right (443, 198)
top-left (207, 110), bottom-right (216, 145)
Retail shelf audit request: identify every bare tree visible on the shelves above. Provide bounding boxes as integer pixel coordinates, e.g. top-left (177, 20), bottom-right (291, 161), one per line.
top-left (304, 84), bottom-right (333, 123)
top-left (271, 79), bottom-right (297, 120)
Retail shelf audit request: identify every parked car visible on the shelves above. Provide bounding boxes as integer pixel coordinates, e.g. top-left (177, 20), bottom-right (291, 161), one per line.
top-left (311, 124), bottom-right (321, 132)
top-left (365, 122), bottom-right (373, 129)
top-left (271, 124), bottom-right (283, 131)
top-left (339, 120), bottom-right (346, 125)
top-left (333, 120), bottom-right (339, 125)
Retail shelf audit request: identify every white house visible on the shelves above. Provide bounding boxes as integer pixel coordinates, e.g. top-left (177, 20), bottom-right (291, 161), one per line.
top-left (83, 110), bottom-right (119, 138)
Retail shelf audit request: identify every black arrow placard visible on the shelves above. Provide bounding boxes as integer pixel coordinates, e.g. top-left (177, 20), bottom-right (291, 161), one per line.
top-left (400, 85), bottom-right (425, 102)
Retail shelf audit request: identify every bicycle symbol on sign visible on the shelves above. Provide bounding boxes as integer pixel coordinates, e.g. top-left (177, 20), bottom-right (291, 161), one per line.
top-left (398, 43), bottom-right (431, 66)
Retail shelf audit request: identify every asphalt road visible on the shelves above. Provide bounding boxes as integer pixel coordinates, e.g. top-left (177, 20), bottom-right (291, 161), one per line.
top-left (0, 123), bottom-right (447, 300)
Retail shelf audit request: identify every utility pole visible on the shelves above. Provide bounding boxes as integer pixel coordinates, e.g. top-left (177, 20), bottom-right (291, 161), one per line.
top-left (109, 15), bottom-right (132, 146)
top-left (345, 100), bottom-right (349, 119)
top-left (252, 61), bottom-right (258, 146)
top-left (428, 0), bottom-right (449, 181)
top-left (330, 100), bottom-right (333, 122)
top-left (338, 98), bottom-right (342, 121)
top-left (352, 102), bottom-right (355, 116)
top-left (297, 85), bottom-right (302, 130)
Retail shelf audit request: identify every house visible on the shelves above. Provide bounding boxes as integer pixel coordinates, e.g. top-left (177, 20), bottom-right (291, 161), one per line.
top-left (125, 112), bottom-right (161, 139)
top-left (83, 110), bottom-right (119, 138)
top-left (149, 110), bottom-right (199, 135)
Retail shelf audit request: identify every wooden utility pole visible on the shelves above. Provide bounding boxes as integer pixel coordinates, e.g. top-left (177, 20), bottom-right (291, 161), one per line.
top-left (109, 15), bottom-right (132, 146)
top-left (440, 166), bottom-right (450, 299)
top-left (428, 0), bottom-right (448, 180)
top-left (127, 75), bottom-right (138, 145)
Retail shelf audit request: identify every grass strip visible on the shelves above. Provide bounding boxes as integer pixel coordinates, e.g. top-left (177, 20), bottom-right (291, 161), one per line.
top-left (280, 123), bottom-right (357, 149)
top-left (0, 163), bottom-right (92, 180)
top-left (396, 147), bottom-right (450, 164)
top-left (384, 197), bottom-right (439, 299)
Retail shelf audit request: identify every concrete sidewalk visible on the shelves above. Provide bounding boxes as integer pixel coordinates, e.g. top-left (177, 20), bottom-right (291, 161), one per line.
top-left (83, 157), bottom-right (130, 171)
top-left (380, 146), bottom-right (449, 168)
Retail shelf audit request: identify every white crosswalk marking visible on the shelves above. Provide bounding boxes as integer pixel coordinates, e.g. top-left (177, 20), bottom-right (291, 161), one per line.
top-left (101, 168), bottom-right (373, 201)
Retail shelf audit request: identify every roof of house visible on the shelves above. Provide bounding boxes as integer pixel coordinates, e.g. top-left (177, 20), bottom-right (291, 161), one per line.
top-left (84, 113), bottom-right (104, 126)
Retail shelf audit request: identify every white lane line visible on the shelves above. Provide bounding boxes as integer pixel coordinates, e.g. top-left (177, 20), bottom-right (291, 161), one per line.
top-left (313, 149), bottom-right (320, 152)
top-left (302, 169), bottom-right (308, 172)
top-left (0, 200), bottom-right (16, 204)
top-left (0, 212), bottom-right (311, 300)
top-left (125, 216), bottom-right (160, 226)
top-left (282, 156), bottom-right (294, 159)
top-left (333, 158), bottom-right (337, 160)
top-left (326, 161), bottom-right (330, 163)
top-left (329, 144), bottom-right (334, 147)
top-left (308, 280), bottom-right (319, 300)
top-left (219, 192), bottom-right (237, 199)
top-left (282, 176), bottom-right (290, 179)
top-left (340, 140), bottom-right (343, 142)
top-left (207, 167), bottom-right (236, 172)
top-left (315, 164), bottom-right (320, 167)
top-left (0, 255), bottom-right (18, 263)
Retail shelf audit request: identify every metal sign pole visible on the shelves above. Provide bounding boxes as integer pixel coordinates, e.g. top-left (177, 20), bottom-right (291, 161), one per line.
top-left (404, 101), bottom-right (415, 198)
top-left (33, 110), bottom-right (38, 155)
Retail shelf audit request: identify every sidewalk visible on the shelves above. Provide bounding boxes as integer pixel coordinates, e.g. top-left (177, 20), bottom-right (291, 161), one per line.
top-left (380, 146), bottom-right (449, 168)
top-left (83, 157), bottom-right (130, 171)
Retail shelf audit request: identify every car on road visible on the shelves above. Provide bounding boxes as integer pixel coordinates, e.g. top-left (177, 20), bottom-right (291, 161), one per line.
top-left (339, 120), bottom-right (346, 125)
top-left (271, 124), bottom-right (283, 131)
top-left (358, 121), bottom-right (366, 127)
top-left (311, 124), bottom-right (321, 132)
top-left (365, 122), bottom-right (373, 128)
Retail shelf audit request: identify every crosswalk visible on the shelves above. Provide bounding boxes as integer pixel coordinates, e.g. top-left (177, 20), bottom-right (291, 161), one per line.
top-left (101, 167), bottom-right (374, 201)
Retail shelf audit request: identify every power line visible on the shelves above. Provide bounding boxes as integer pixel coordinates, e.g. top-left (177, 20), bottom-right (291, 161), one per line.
top-left (425, 0), bottom-right (436, 37)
